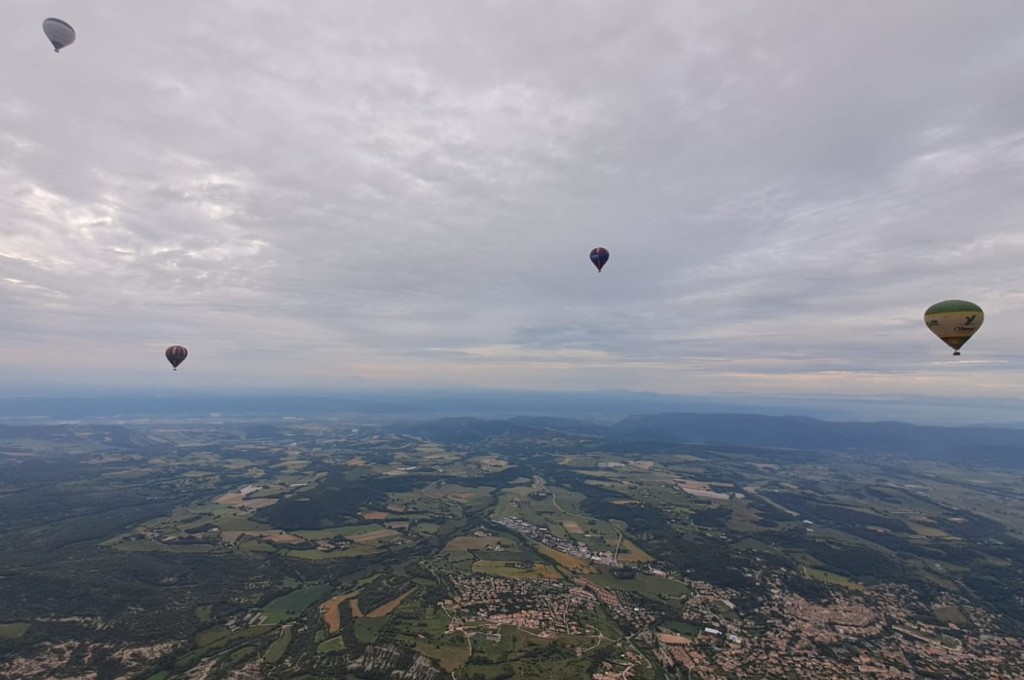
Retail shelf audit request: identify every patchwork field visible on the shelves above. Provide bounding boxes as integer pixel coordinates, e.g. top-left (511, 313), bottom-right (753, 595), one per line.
top-left (321, 592), bottom-right (360, 632)
top-left (6, 419), bottom-right (1024, 680)
top-left (472, 560), bottom-right (561, 579)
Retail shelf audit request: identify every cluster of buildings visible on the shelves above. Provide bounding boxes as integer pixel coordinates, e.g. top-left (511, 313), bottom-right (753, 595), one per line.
top-left (458, 517), bottom-right (1024, 678)
top-left (493, 515), bottom-right (617, 566)
top-left (660, 573), bottom-right (1024, 678)
top-left (441, 573), bottom-right (595, 637)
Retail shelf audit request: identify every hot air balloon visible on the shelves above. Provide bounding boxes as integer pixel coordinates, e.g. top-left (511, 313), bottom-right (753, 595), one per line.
top-left (923, 300), bottom-right (983, 356)
top-left (590, 247), bottom-right (609, 273)
top-left (42, 18), bottom-right (76, 52)
top-left (165, 345), bottom-right (188, 370)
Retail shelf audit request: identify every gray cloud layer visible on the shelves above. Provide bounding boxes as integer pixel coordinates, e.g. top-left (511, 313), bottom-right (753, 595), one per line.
top-left (3, 1), bottom-right (1024, 399)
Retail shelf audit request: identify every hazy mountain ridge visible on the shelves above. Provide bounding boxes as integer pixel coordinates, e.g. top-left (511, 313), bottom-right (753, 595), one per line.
top-left (607, 412), bottom-right (1024, 464)
top-left (388, 413), bottom-right (1024, 467)
top-left (390, 417), bottom-right (559, 445)
top-left (3, 410), bottom-right (1023, 466)
top-left (4, 390), bottom-right (1024, 425)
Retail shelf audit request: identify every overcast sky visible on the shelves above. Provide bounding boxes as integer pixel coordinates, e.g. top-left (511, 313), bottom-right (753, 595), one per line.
top-left (3, 1), bottom-right (1024, 404)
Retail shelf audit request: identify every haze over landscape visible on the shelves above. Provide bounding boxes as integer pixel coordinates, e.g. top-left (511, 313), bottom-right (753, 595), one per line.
top-left (3, 1), bottom-right (1024, 412)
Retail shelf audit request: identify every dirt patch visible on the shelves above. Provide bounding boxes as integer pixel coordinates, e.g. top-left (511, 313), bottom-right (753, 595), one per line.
top-left (239, 498), bottom-right (277, 510)
top-left (562, 521), bottom-right (583, 534)
top-left (350, 598), bottom-right (363, 618)
top-left (657, 633), bottom-right (692, 645)
top-left (677, 480), bottom-right (739, 501)
top-left (351, 529), bottom-right (398, 543)
top-left (220, 530), bottom-right (305, 545)
top-left (367, 588), bottom-right (416, 617)
top-left (321, 592), bottom-right (359, 632)
top-left (536, 544), bottom-right (598, 574)
top-left (443, 536), bottom-right (511, 552)
top-left (362, 511), bottom-right (389, 521)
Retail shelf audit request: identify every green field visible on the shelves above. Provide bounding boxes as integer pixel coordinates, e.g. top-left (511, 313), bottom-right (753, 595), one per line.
top-left (472, 560), bottom-right (561, 579)
top-left (113, 539), bottom-right (217, 553)
top-left (317, 636), bottom-right (345, 653)
top-left (295, 527), bottom-right (356, 540)
top-left (354, 616), bottom-right (389, 644)
top-left (461, 625), bottom-right (594, 679)
top-left (265, 625), bottom-right (293, 662)
top-left (663, 621), bottom-right (701, 636)
top-left (284, 544), bottom-right (380, 560)
top-left (195, 624), bottom-right (277, 650)
top-left (416, 636), bottom-right (471, 672)
top-left (933, 605), bottom-right (968, 625)
top-left (803, 566), bottom-right (866, 591)
top-left (583, 572), bottom-right (690, 599)
top-left (0, 623), bottom-right (30, 639)
top-left (263, 584), bottom-right (333, 623)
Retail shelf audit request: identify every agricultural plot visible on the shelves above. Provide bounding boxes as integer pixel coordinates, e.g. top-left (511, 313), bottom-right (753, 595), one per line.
top-left (0, 623), bottom-right (29, 639)
top-left (321, 591), bottom-right (360, 632)
top-left (264, 625), bottom-right (292, 663)
top-left (472, 560), bottom-right (561, 579)
top-left (316, 636), bottom-right (345, 653)
top-left (443, 535), bottom-right (517, 552)
top-left (263, 584), bottom-right (333, 624)
top-left (353, 616), bottom-right (389, 643)
top-left (194, 624), bottom-right (277, 650)
top-left (460, 626), bottom-right (597, 680)
top-left (416, 637), bottom-right (471, 672)
top-left (616, 539), bottom-right (654, 563)
top-left (535, 544), bottom-right (599, 574)
top-left (8, 420), bottom-right (1024, 679)
top-left (803, 567), bottom-right (866, 591)
top-left (583, 571), bottom-right (690, 599)
top-left (284, 544), bottom-right (379, 560)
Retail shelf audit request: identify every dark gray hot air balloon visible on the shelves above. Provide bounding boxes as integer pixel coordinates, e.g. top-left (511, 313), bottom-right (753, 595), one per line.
top-left (43, 18), bottom-right (76, 52)
top-left (165, 345), bottom-right (188, 371)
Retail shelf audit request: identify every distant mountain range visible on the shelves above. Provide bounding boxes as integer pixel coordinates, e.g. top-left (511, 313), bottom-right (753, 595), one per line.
top-left (2, 407), bottom-right (1023, 467)
top-left (3, 388), bottom-right (1024, 426)
top-left (603, 412), bottom-right (1024, 464)
top-left (2, 388), bottom-right (1024, 466)
top-left (389, 412), bottom-right (1024, 467)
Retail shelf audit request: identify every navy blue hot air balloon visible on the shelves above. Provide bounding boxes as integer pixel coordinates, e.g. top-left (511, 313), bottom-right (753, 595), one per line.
top-left (589, 247), bottom-right (609, 273)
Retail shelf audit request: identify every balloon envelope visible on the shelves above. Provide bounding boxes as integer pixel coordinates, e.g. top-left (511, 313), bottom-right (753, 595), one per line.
top-left (165, 345), bottom-right (188, 370)
top-left (589, 247), bottom-right (609, 272)
top-left (42, 18), bottom-right (76, 52)
top-left (923, 300), bottom-right (983, 355)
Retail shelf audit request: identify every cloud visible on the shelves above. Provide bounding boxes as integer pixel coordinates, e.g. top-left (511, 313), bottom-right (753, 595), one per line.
top-left (2, 1), bottom-right (1024, 405)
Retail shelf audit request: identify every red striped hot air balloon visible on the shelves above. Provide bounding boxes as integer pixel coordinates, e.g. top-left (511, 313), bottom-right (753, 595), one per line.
top-left (165, 345), bottom-right (188, 370)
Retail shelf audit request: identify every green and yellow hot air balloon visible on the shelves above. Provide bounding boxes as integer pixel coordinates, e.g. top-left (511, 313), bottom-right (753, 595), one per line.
top-left (923, 300), bottom-right (984, 356)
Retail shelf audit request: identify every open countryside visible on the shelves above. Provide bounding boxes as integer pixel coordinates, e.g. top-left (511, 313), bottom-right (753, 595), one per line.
top-left (2, 416), bottom-right (1024, 678)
